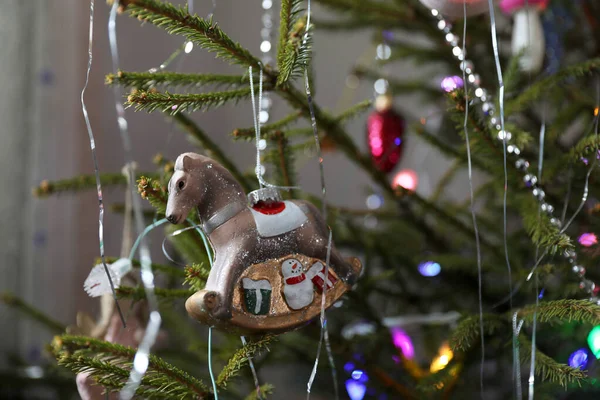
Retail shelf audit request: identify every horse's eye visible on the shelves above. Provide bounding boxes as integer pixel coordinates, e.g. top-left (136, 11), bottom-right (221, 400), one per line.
top-left (178, 180), bottom-right (185, 190)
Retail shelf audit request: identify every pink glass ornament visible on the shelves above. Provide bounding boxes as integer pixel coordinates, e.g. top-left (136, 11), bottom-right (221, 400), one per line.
top-left (367, 100), bottom-right (405, 173)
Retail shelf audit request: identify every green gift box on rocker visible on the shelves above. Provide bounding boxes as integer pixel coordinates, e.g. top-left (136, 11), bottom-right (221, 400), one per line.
top-left (242, 278), bottom-right (272, 315)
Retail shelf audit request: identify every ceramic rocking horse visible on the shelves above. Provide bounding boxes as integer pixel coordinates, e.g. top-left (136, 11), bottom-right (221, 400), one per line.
top-left (165, 153), bottom-right (362, 333)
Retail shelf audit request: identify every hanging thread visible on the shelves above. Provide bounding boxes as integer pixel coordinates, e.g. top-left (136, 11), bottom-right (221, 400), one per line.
top-left (81, 0), bottom-right (126, 328)
top-left (109, 3), bottom-right (166, 397)
top-left (460, 3), bottom-right (485, 397)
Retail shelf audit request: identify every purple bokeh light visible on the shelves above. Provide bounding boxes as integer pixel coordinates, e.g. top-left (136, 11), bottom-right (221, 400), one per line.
top-left (418, 261), bottom-right (441, 277)
top-left (579, 232), bottom-right (598, 247)
top-left (568, 348), bottom-right (589, 370)
top-left (390, 327), bottom-right (415, 359)
top-left (346, 379), bottom-right (367, 400)
top-left (441, 75), bottom-right (464, 92)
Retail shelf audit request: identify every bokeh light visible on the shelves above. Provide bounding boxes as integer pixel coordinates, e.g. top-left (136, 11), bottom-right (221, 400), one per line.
top-left (568, 348), bottom-right (589, 369)
top-left (587, 326), bottom-right (600, 358)
top-left (393, 169), bottom-right (418, 191)
top-left (441, 75), bottom-right (464, 92)
top-left (578, 232), bottom-right (598, 247)
top-left (418, 261), bottom-right (441, 277)
top-left (390, 327), bottom-right (415, 359)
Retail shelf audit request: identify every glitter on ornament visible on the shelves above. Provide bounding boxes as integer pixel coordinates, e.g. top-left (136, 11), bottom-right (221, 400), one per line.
top-left (390, 327), bottom-right (415, 359)
top-left (441, 75), bottom-right (464, 92)
top-left (430, 343), bottom-right (453, 373)
top-left (418, 261), bottom-right (441, 277)
top-left (568, 348), bottom-right (589, 370)
top-left (578, 233), bottom-right (597, 247)
top-left (393, 169), bottom-right (418, 191)
top-left (587, 326), bottom-right (600, 358)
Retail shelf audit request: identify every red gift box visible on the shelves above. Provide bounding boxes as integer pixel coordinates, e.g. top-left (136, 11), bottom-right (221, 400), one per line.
top-left (309, 262), bottom-right (337, 292)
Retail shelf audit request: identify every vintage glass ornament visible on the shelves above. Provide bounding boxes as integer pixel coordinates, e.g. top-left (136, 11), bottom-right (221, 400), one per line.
top-left (500, 0), bottom-right (548, 73)
top-left (367, 95), bottom-right (405, 173)
top-left (419, 0), bottom-right (490, 18)
top-left (166, 153), bottom-right (362, 333)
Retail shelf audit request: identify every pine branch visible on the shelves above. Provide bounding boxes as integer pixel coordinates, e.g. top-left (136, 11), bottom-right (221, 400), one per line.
top-left (335, 99), bottom-right (372, 123)
top-left (171, 112), bottom-right (252, 193)
top-left (520, 196), bottom-right (573, 255)
top-left (277, 0), bottom-right (309, 86)
top-left (183, 263), bottom-right (210, 291)
top-left (245, 384), bottom-right (274, 400)
top-left (354, 66), bottom-right (439, 97)
top-left (517, 299), bottom-right (600, 326)
top-left (137, 176), bottom-right (168, 214)
top-left (33, 173), bottom-right (155, 197)
top-left (123, 0), bottom-right (263, 69)
top-left (232, 111), bottom-right (303, 140)
top-left (52, 335), bottom-right (211, 397)
top-left (101, 257), bottom-right (186, 278)
top-left (106, 70), bottom-right (249, 90)
top-left (315, 0), bottom-right (413, 21)
top-left (216, 336), bottom-right (274, 388)
top-left (109, 203), bottom-right (156, 217)
top-left (116, 286), bottom-right (195, 301)
top-left (1, 292), bottom-right (65, 333)
top-left (519, 335), bottom-right (587, 388)
top-left (568, 133), bottom-right (600, 163)
top-left (449, 314), bottom-right (506, 352)
top-left (127, 88), bottom-right (258, 114)
top-left (271, 131), bottom-right (297, 191)
top-left (507, 58), bottom-right (600, 114)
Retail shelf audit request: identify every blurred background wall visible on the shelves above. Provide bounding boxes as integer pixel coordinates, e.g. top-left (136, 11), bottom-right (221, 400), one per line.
top-left (0, 0), bottom-right (465, 386)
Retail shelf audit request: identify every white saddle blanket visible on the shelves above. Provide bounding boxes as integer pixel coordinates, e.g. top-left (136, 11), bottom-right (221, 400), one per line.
top-left (250, 201), bottom-right (308, 237)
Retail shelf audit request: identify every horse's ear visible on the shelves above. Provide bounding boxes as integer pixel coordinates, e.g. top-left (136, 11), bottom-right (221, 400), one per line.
top-left (182, 155), bottom-right (194, 171)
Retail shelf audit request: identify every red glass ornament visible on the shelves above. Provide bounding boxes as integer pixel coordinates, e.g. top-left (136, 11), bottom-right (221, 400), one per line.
top-left (252, 200), bottom-right (287, 215)
top-left (367, 107), bottom-right (405, 173)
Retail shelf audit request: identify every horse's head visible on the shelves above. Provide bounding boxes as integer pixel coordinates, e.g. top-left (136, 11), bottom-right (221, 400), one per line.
top-left (166, 153), bottom-right (206, 224)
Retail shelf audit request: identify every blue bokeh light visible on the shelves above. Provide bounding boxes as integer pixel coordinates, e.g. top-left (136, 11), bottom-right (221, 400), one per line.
top-left (418, 261), bottom-right (441, 277)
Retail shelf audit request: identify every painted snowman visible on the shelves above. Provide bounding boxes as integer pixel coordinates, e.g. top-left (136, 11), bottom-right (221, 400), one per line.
top-left (281, 259), bottom-right (314, 310)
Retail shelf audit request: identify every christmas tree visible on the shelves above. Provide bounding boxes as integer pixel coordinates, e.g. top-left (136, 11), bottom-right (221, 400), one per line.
top-left (3, 0), bottom-right (600, 398)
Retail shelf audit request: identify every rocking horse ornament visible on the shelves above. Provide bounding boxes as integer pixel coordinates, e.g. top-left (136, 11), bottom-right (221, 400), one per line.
top-left (166, 153), bottom-right (362, 333)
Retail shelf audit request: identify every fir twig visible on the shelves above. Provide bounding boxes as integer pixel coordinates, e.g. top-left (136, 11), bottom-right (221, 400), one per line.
top-left (52, 335), bottom-right (211, 397)
top-left (449, 314), bottom-right (506, 352)
top-left (33, 173), bottom-right (155, 197)
top-left (244, 384), bottom-right (274, 400)
top-left (123, 0), bottom-right (263, 69)
top-left (516, 299), bottom-right (600, 326)
top-left (507, 58), bottom-right (600, 114)
top-left (217, 336), bottom-right (274, 388)
top-left (106, 70), bottom-right (249, 90)
top-left (519, 335), bottom-right (587, 388)
top-left (183, 263), bottom-right (210, 291)
top-left (101, 257), bottom-right (186, 278)
top-left (1, 292), bottom-right (65, 333)
top-left (232, 111), bottom-right (303, 140)
top-left (335, 99), bottom-right (372, 123)
top-left (171, 112), bottom-right (252, 192)
top-left (277, 0), bottom-right (309, 86)
top-left (116, 286), bottom-right (195, 301)
top-left (138, 176), bottom-right (168, 214)
top-left (127, 88), bottom-right (258, 114)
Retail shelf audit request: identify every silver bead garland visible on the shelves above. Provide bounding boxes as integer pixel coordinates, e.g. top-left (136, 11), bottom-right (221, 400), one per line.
top-left (430, 8), bottom-right (599, 302)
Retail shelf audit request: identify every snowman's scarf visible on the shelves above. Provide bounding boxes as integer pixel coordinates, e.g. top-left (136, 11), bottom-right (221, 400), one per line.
top-left (285, 274), bottom-right (307, 285)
